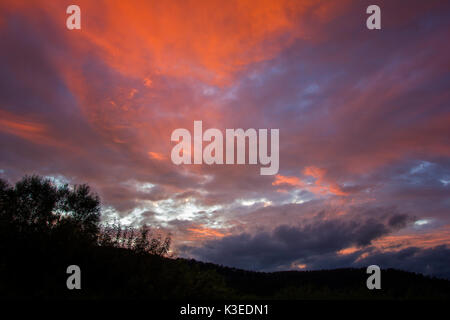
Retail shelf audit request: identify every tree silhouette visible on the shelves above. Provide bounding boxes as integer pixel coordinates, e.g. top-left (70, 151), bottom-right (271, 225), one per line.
top-left (0, 175), bottom-right (100, 245)
top-left (0, 175), bottom-right (171, 253)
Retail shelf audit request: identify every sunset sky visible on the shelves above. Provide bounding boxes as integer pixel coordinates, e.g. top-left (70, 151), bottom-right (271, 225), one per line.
top-left (1, 0), bottom-right (449, 278)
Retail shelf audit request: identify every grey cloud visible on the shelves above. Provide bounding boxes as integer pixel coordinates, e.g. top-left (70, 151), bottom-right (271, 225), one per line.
top-left (181, 208), bottom-right (411, 271)
top-left (305, 245), bottom-right (450, 280)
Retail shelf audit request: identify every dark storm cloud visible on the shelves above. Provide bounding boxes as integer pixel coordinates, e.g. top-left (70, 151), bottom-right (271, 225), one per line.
top-left (356, 245), bottom-right (450, 279)
top-left (181, 208), bottom-right (411, 271)
top-left (304, 245), bottom-right (450, 280)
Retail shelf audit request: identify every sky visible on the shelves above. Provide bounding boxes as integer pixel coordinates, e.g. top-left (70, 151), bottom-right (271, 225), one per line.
top-left (1, 0), bottom-right (450, 278)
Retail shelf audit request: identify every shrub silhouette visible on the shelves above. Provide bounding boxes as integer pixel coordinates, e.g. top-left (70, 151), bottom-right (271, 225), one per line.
top-left (98, 223), bottom-right (171, 256)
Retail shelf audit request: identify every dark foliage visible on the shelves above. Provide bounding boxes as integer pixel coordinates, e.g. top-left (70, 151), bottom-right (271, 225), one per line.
top-left (98, 223), bottom-right (171, 256)
top-left (0, 175), bottom-right (449, 300)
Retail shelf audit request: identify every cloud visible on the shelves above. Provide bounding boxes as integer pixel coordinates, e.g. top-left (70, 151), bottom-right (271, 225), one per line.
top-left (0, 0), bottom-right (449, 278)
top-left (187, 224), bottom-right (231, 240)
top-left (181, 207), bottom-right (411, 271)
top-left (304, 245), bottom-right (450, 280)
top-left (356, 245), bottom-right (450, 279)
top-left (181, 209), bottom-right (450, 279)
top-left (273, 166), bottom-right (349, 196)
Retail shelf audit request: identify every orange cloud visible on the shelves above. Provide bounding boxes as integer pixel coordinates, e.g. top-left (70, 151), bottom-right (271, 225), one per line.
top-left (272, 166), bottom-right (348, 196)
top-left (293, 263), bottom-right (307, 270)
top-left (4, 0), bottom-right (351, 85)
top-left (1, 0), bottom-right (358, 175)
top-left (187, 225), bottom-right (229, 240)
top-left (148, 151), bottom-right (165, 161)
top-left (303, 166), bottom-right (348, 196)
top-left (0, 110), bottom-right (59, 147)
top-left (372, 226), bottom-right (450, 252)
top-left (272, 174), bottom-right (304, 187)
top-left (79, 0), bottom-right (313, 85)
top-left (337, 247), bottom-right (359, 255)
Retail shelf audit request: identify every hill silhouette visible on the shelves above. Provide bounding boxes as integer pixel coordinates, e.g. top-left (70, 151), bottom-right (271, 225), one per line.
top-left (1, 175), bottom-right (449, 300)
